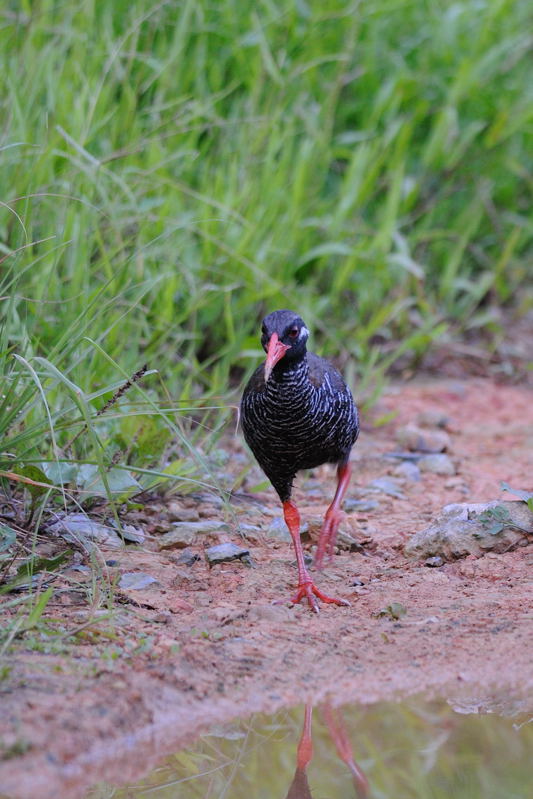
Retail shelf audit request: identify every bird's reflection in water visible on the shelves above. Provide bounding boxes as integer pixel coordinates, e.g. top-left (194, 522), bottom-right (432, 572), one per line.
top-left (286, 703), bottom-right (369, 799)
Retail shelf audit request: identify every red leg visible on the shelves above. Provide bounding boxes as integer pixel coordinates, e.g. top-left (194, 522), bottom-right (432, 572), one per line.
top-left (283, 500), bottom-right (349, 613)
top-left (314, 463), bottom-right (352, 570)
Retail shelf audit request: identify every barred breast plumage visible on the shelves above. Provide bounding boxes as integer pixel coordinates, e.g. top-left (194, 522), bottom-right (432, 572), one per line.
top-left (240, 309), bottom-right (360, 613)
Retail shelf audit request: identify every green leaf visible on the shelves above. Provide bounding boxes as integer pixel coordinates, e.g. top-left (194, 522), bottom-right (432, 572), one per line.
top-left (0, 523), bottom-right (17, 553)
top-left (0, 550), bottom-right (72, 594)
top-left (485, 522), bottom-right (505, 536)
top-left (377, 602), bottom-right (407, 620)
top-left (14, 465), bottom-right (52, 500)
top-left (42, 462), bottom-right (79, 485)
top-left (23, 586), bottom-right (54, 630)
top-left (77, 465), bottom-right (141, 498)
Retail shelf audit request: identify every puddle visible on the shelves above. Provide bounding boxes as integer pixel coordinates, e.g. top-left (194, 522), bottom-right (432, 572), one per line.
top-left (86, 695), bottom-right (533, 799)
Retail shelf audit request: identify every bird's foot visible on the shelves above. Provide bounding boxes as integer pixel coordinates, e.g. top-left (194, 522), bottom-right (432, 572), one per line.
top-left (291, 579), bottom-right (350, 614)
top-left (314, 509), bottom-right (346, 570)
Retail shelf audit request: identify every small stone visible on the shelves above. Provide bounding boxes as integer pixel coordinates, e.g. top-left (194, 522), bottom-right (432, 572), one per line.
top-left (393, 461), bottom-right (421, 482)
top-left (416, 409), bottom-right (450, 428)
top-left (248, 604), bottom-right (294, 622)
top-left (337, 530), bottom-right (366, 552)
top-left (176, 549), bottom-right (200, 567)
top-left (191, 492), bottom-right (224, 508)
top-left (418, 454), bottom-right (456, 475)
top-left (237, 523), bottom-right (263, 543)
top-left (48, 513), bottom-right (123, 549)
top-left (159, 521), bottom-right (230, 550)
top-left (105, 559), bottom-right (119, 567)
top-left (344, 499), bottom-right (380, 513)
top-left (425, 556), bottom-right (444, 567)
top-left (205, 542), bottom-right (250, 566)
top-left (367, 477), bottom-right (405, 499)
top-left (166, 502), bottom-right (200, 522)
top-left (120, 524), bottom-right (146, 544)
top-left (396, 424), bottom-right (451, 453)
top-left (265, 516), bottom-right (291, 542)
top-left (119, 572), bottom-right (159, 590)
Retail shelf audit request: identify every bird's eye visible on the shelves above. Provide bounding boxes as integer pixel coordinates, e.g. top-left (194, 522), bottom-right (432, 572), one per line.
top-left (288, 327), bottom-right (299, 339)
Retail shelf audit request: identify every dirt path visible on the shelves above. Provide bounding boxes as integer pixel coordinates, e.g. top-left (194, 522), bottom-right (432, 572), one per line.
top-left (1, 378), bottom-right (532, 798)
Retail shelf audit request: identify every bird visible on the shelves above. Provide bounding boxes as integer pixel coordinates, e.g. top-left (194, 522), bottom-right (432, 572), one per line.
top-left (240, 309), bottom-right (359, 612)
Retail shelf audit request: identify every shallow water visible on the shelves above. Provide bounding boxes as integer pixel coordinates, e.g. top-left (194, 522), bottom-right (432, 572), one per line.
top-left (88, 694), bottom-right (533, 799)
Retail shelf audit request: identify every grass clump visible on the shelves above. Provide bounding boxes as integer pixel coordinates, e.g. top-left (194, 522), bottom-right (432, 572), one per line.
top-left (0, 0), bottom-right (531, 525)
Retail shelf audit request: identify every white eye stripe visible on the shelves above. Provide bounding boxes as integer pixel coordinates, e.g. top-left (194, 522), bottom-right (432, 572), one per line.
top-left (299, 326), bottom-right (309, 340)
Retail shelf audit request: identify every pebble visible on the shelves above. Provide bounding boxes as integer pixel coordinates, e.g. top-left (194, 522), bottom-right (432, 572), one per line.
top-left (344, 499), bottom-right (380, 513)
top-left (424, 556), bottom-right (444, 567)
top-left (48, 513), bottom-right (123, 549)
top-left (158, 521), bottom-right (230, 550)
top-left (120, 524), bottom-right (146, 544)
top-left (119, 572), bottom-right (159, 590)
top-left (367, 477), bottom-right (405, 499)
top-left (191, 492), bottom-right (224, 508)
top-left (393, 461), bottom-right (421, 482)
top-left (416, 409), bottom-right (450, 428)
top-left (237, 523), bottom-right (263, 543)
top-left (166, 502), bottom-right (200, 522)
top-left (265, 516), bottom-right (291, 542)
top-left (418, 454), bottom-right (456, 475)
top-left (176, 549), bottom-right (201, 567)
top-left (396, 424), bottom-right (451, 453)
top-left (205, 543), bottom-right (251, 566)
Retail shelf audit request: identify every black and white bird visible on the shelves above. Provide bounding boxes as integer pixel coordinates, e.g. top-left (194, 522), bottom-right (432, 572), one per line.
top-left (241, 309), bottom-right (359, 612)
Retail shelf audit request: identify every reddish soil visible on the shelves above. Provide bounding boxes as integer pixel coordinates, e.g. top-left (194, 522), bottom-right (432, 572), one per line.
top-left (1, 378), bottom-right (532, 799)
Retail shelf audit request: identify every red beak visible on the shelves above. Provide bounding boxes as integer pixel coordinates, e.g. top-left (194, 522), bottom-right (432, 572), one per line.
top-left (264, 333), bottom-right (291, 382)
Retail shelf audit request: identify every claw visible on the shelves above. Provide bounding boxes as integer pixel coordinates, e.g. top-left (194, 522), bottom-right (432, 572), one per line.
top-left (291, 580), bottom-right (350, 613)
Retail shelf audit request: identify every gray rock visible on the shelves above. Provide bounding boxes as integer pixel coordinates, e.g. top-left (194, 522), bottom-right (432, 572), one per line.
top-left (237, 523), bottom-right (263, 543)
top-left (396, 424), bottom-right (451, 453)
top-left (405, 500), bottom-right (533, 561)
top-left (344, 499), bottom-right (380, 513)
top-left (191, 492), bottom-right (224, 508)
top-left (418, 454), bottom-right (456, 475)
top-left (48, 513), bottom-right (123, 549)
top-left (337, 529), bottom-right (365, 552)
top-left (265, 516), bottom-right (291, 542)
top-left (120, 524), bottom-right (146, 544)
top-left (385, 451), bottom-right (423, 462)
top-left (166, 501), bottom-right (200, 522)
top-left (158, 520), bottom-right (230, 550)
top-left (176, 548), bottom-right (201, 567)
top-left (393, 461), bottom-right (421, 482)
top-left (416, 409), bottom-right (450, 428)
top-left (119, 572), bottom-right (159, 590)
top-left (205, 543), bottom-right (251, 566)
top-left (367, 477), bottom-right (405, 499)
top-left (424, 556), bottom-right (444, 567)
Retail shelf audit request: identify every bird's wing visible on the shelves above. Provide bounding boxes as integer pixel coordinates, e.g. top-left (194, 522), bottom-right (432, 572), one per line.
top-left (242, 362), bottom-right (267, 396)
top-left (307, 351), bottom-right (349, 392)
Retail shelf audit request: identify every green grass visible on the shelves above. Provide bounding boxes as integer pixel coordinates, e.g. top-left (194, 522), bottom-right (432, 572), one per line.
top-left (0, 0), bottom-right (531, 506)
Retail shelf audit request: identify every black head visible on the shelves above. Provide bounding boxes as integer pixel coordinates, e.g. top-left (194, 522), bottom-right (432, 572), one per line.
top-left (260, 309), bottom-right (310, 380)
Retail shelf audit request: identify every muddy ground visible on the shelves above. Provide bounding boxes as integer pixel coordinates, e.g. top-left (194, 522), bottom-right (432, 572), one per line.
top-left (1, 377), bottom-right (532, 798)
